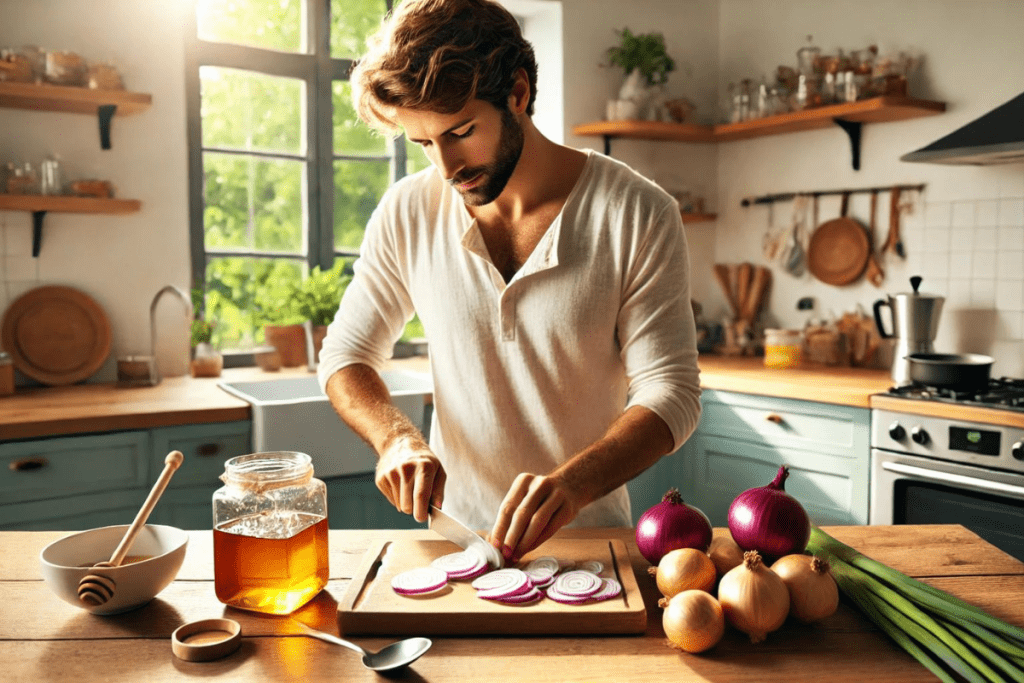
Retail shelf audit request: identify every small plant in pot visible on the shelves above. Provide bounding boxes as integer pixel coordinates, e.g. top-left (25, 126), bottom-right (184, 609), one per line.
top-left (606, 27), bottom-right (676, 119)
top-left (254, 282), bottom-right (308, 369)
top-left (189, 289), bottom-right (222, 377)
top-left (292, 261), bottom-right (351, 365)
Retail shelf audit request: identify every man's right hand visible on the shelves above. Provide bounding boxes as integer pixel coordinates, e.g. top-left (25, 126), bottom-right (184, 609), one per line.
top-left (375, 436), bottom-right (446, 523)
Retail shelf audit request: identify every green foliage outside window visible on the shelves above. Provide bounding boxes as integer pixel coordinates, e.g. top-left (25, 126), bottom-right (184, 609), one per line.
top-left (197, 0), bottom-right (427, 353)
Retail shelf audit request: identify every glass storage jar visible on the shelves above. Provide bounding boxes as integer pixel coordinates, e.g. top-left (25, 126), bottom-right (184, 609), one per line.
top-left (212, 451), bottom-right (329, 614)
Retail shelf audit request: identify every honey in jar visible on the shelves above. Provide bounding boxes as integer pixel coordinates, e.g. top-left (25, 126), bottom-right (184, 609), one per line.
top-left (212, 452), bottom-right (329, 614)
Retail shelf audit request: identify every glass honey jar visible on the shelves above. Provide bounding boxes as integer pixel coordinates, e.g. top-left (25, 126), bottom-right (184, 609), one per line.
top-left (212, 452), bottom-right (329, 615)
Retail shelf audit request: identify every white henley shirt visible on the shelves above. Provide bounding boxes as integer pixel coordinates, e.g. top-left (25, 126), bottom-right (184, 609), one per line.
top-left (318, 149), bottom-right (702, 531)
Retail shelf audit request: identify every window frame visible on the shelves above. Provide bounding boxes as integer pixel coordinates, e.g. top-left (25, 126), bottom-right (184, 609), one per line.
top-left (183, 0), bottom-right (402, 305)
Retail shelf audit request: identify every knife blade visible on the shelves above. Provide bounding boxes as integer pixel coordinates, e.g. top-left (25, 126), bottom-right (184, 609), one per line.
top-left (428, 505), bottom-right (504, 569)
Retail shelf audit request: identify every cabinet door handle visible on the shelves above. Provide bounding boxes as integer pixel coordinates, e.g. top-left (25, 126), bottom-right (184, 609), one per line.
top-left (10, 457), bottom-right (49, 472)
top-left (765, 414), bottom-right (785, 424)
top-left (196, 443), bottom-right (221, 457)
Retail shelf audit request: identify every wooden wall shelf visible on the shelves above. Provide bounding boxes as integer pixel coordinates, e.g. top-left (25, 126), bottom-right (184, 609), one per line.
top-left (0, 81), bottom-right (153, 149)
top-left (572, 96), bottom-right (947, 169)
top-left (0, 81), bottom-right (152, 116)
top-left (682, 212), bottom-right (716, 224)
top-left (0, 194), bottom-right (142, 257)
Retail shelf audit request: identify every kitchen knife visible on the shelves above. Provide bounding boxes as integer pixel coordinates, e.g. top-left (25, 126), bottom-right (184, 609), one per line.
top-left (428, 505), bottom-right (504, 569)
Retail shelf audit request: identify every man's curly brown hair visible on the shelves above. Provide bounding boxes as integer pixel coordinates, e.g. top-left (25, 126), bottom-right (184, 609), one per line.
top-left (350, 0), bottom-right (538, 136)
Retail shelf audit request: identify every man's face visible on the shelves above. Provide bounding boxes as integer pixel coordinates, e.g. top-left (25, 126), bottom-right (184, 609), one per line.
top-left (397, 99), bottom-right (525, 206)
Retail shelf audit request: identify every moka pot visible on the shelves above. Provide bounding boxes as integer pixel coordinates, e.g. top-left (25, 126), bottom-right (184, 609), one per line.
top-left (873, 276), bottom-right (945, 386)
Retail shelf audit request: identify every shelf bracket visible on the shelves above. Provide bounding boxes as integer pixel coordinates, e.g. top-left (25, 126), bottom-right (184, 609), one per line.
top-left (833, 118), bottom-right (862, 170)
top-left (31, 210), bottom-right (46, 258)
top-left (98, 104), bottom-right (117, 150)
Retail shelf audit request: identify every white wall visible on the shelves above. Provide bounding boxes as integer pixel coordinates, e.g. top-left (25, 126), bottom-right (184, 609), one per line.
top-left (0, 0), bottom-right (193, 380)
top-left (3, 0), bottom-right (1024, 382)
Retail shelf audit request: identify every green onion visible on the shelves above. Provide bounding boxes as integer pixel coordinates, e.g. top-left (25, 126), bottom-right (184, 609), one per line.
top-left (807, 526), bottom-right (1024, 682)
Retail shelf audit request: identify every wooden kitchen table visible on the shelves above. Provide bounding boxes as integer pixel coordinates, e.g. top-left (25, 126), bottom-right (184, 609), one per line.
top-left (4, 525), bottom-right (1024, 682)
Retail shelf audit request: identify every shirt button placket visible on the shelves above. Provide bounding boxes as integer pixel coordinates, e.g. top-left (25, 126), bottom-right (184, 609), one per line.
top-left (499, 290), bottom-right (516, 341)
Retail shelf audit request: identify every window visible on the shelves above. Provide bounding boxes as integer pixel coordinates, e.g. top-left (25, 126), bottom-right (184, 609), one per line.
top-left (186, 0), bottom-right (430, 350)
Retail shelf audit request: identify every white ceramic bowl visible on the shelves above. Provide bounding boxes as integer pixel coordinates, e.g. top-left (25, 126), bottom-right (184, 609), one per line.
top-left (39, 524), bottom-right (188, 615)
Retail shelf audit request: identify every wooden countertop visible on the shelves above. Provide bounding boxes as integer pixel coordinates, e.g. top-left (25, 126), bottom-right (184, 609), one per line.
top-left (4, 524), bottom-right (1023, 682)
top-left (696, 356), bottom-right (892, 408)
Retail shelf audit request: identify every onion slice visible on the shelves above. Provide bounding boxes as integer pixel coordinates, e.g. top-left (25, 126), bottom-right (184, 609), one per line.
top-left (578, 560), bottom-right (604, 575)
top-left (481, 586), bottom-right (544, 604)
top-left (589, 578), bottom-right (622, 601)
top-left (391, 567), bottom-right (448, 595)
top-left (551, 570), bottom-right (603, 598)
top-left (431, 549), bottom-right (487, 579)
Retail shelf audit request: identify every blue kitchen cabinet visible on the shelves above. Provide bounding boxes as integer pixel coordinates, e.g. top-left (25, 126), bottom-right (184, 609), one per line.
top-left (0, 421), bottom-right (252, 531)
top-left (679, 390), bottom-right (871, 527)
top-left (325, 472), bottom-right (427, 530)
top-left (148, 421), bottom-right (252, 530)
top-left (0, 431), bottom-right (151, 530)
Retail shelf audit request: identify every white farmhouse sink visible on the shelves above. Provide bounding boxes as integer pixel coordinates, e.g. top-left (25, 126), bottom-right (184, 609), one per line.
top-left (218, 370), bottom-right (433, 479)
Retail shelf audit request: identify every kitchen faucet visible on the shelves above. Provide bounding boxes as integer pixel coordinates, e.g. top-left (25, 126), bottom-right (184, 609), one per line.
top-left (150, 285), bottom-right (193, 385)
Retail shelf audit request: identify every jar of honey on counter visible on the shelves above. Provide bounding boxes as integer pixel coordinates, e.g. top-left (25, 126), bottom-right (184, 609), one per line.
top-left (212, 452), bottom-right (328, 614)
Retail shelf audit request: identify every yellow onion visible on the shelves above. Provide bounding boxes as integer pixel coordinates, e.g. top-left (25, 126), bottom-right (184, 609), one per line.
top-left (648, 547), bottom-right (716, 598)
top-left (708, 534), bottom-right (744, 579)
top-left (662, 589), bottom-right (726, 653)
top-left (771, 554), bottom-right (839, 623)
top-left (717, 550), bottom-right (790, 643)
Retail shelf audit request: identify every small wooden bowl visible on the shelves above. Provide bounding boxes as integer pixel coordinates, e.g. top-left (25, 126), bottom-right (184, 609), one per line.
top-left (172, 619), bottom-right (242, 662)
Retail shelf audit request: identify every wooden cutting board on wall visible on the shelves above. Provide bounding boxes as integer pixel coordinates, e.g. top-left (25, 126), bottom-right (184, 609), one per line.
top-left (337, 537), bottom-right (646, 636)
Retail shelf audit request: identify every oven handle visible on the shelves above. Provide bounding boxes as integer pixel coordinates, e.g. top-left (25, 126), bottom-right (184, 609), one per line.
top-left (882, 462), bottom-right (1024, 498)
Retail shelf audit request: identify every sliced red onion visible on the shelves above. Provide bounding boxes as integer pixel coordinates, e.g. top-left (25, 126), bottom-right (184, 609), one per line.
top-left (529, 573), bottom-right (556, 589)
top-left (481, 586), bottom-right (544, 604)
top-left (471, 568), bottom-right (531, 594)
top-left (391, 567), bottom-right (448, 595)
top-left (551, 570), bottom-right (602, 598)
top-left (523, 556), bottom-right (560, 576)
top-left (431, 549), bottom-right (487, 579)
top-left (447, 562), bottom-right (489, 581)
top-left (578, 560), bottom-right (603, 574)
top-left (589, 578), bottom-right (622, 601)
top-left (544, 586), bottom-right (590, 604)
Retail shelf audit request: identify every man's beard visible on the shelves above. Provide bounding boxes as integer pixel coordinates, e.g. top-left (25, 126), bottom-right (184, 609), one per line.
top-left (450, 107), bottom-right (525, 207)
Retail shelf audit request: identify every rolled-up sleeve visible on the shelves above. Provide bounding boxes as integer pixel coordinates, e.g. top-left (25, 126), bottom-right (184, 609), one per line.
top-left (618, 202), bottom-right (702, 450)
top-left (316, 205), bottom-right (416, 394)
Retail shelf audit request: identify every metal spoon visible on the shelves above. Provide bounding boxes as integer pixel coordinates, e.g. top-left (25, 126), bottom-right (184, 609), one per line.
top-left (291, 619), bottom-right (432, 672)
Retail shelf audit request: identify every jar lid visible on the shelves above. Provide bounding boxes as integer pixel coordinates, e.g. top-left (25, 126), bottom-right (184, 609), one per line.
top-left (171, 618), bottom-right (242, 662)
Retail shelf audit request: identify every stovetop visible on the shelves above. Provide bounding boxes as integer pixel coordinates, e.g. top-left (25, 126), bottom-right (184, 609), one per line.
top-left (887, 377), bottom-right (1024, 412)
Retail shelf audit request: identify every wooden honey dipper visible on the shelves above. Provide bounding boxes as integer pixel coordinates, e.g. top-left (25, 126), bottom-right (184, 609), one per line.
top-left (78, 450), bottom-right (184, 606)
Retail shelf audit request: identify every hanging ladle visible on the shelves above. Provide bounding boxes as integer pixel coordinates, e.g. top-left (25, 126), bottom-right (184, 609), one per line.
top-left (78, 450), bottom-right (184, 606)
top-left (291, 619), bottom-right (432, 672)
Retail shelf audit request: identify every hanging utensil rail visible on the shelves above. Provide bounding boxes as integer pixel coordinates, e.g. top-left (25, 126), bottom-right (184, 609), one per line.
top-left (741, 183), bottom-right (925, 207)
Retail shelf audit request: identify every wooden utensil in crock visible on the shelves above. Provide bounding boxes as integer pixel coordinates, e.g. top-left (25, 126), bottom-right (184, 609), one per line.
top-left (78, 451), bottom-right (184, 606)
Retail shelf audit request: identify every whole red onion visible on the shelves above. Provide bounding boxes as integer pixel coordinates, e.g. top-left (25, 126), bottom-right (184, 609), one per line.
top-left (728, 466), bottom-right (810, 561)
top-left (635, 488), bottom-right (713, 565)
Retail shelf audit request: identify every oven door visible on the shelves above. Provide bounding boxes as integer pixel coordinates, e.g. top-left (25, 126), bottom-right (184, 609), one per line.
top-left (871, 448), bottom-right (1024, 562)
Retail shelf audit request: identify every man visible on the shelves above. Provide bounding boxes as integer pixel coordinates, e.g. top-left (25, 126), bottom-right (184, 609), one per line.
top-left (318, 0), bottom-right (701, 564)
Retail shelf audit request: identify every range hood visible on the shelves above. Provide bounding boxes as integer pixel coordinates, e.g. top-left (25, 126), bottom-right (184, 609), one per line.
top-left (901, 91), bottom-right (1024, 165)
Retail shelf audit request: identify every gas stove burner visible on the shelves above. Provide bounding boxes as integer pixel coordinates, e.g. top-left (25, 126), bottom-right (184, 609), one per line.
top-left (888, 377), bottom-right (1024, 411)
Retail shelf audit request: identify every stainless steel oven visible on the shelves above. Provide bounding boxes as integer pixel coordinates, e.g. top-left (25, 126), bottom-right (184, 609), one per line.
top-left (870, 382), bottom-right (1024, 562)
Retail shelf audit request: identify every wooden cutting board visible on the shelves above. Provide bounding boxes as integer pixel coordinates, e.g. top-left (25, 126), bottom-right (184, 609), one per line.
top-left (337, 537), bottom-right (646, 636)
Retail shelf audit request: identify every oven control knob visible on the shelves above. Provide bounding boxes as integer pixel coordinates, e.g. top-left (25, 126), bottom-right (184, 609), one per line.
top-left (888, 422), bottom-right (906, 441)
top-left (911, 426), bottom-right (930, 445)
top-left (1013, 441), bottom-right (1024, 461)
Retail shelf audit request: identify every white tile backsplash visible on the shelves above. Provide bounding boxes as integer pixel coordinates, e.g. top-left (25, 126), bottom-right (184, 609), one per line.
top-left (921, 192), bottom-right (1024, 346)
top-left (951, 201), bottom-right (976, 229)
top-left (999, 197), bottom-right (1024, 226)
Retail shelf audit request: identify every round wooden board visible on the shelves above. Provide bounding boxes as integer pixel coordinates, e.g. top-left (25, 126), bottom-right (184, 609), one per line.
top-left (807, 217), bottom-right (870, 286)
top-left (0, 285), bottom-right (112, 385)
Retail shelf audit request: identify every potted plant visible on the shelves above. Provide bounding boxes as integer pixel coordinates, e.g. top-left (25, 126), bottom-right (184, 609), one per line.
top-left (189, 289), bottom-right (222, 377)
top-left (292, 261), bottom-right (351, 364)
top-left (605, 27), bottom-right (675, 120)
top-left (254, 277), bottom-right (308, 368)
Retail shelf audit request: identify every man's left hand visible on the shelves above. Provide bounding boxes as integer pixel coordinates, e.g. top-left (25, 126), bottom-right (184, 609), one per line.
top-left (488, 473), bottom-right (581, 564)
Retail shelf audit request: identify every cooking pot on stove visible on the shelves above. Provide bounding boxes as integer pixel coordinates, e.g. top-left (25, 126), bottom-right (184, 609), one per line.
top-left (907, 353), bottom-right (994, 390)
top-left (874, 275), bottom-right (944, 386)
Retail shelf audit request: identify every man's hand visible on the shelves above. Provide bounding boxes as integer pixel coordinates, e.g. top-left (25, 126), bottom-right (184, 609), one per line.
top-left (375, 437), bottom-right (446, 523)
top-left (488, 473), bottom-right (581, 564)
